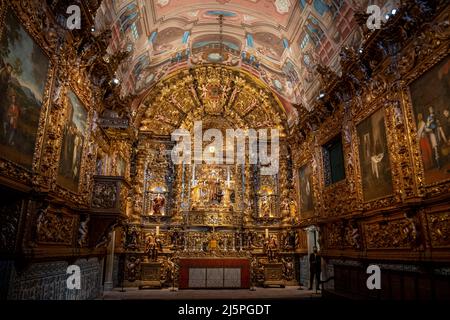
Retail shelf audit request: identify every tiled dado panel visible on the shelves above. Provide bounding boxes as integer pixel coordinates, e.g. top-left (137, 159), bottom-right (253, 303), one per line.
top-left (7, 258), bottom-right (102, 300)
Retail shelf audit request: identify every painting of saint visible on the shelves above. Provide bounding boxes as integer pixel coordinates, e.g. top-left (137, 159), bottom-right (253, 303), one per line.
top-left (357, 108), bottom-right (393, 201)
top-left (151, 193), bottom-right (166, 215)
top-left (0, 12), bottom-right (49, 169)
top-left (57, 90), bottom-right (87, 191)
top-left (261, 195), bottom-right (271, 217)
top-left (299, 164), bottom-right (314, 215)
top-left (410, 55), bottom-right (450, 184)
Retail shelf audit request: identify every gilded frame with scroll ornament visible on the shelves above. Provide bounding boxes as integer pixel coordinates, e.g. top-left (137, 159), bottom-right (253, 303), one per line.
top-left (291, 134), bottom-right (319, 224)
top-left (397, 11), bottom-right (450, 197)
top-left (53, 84), bottom-right (95, 203)
top-left (352, 100), bottom-right (402, 211)
top-left (403, 53), bottom-right (450, 194)
top-left (0, 2), bottom-right (56, 187)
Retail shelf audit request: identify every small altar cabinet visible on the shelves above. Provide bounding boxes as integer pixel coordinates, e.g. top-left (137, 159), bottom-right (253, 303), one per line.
top-left (179, 258), bottom-right (250, 289)
top-left (139, 262), bottom-right (162, 289)
top-left (263, 262), bottom-right (285, 288)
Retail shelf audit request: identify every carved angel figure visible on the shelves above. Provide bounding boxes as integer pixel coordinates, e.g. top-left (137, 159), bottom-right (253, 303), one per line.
top-left (78, 216), bottom-right (90, 247)
top-left (126, 256), bottom-right (141, 282)
top-left (282, 258), bottom-right (295, 281)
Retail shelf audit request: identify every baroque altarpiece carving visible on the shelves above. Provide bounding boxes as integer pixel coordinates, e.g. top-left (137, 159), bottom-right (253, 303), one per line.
top-left (0, 0), bottom-right (449, 298)
top-left (119, 66), bottom-right (306, 287)
top-left (288, 0), bottom-right (450, 286)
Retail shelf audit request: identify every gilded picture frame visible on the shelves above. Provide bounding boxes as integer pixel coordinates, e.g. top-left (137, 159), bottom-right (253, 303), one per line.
top-left (406, 54), bottom-right (450, 187)
top-left (56, 86), bottom-right (91, 193)
top-left (0, 3), bottom-right (55, 183)
top-left (355, 107), bottom-right (394, 202)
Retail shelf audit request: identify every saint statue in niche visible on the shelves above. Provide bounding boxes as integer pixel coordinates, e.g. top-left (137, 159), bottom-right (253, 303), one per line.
top-left (264, 235), bottom-right (278, 262)
top-left (208, 179), bottom-right (223, 204)
top-left (191, 182), bottom-right (201, 204)
top-left (281, 198), bottom-right (290, 217)
top-left (222, 184), bottom-right (234, 205)
top-left (152, 193), bottom-right (165, 215)
top-left (145, 233), bottom-right (162, 261)
top-left (260, 194), bottom-right (273, 218)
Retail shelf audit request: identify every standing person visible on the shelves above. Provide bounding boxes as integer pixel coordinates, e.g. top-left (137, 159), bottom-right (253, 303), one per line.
top-left (309, 246), bottom-right (321, 291)
top-left (425, 106), bottom-right (440, 168)
top-left (0, 63), bottom-right (13, 97)
top-left (417, 113), bottom-right (433, 170)
top-left (442, 110), bottom-right (450, 139)
top-left (6, 92), bottom-right (20, 146)
top-left (72, 127), bottom-right (82, 180)
top-left (314, 248), bottom-right (322, 291)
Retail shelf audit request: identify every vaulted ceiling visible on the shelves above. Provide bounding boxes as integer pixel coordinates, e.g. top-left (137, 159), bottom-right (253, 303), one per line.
top-left (94, 0), bottom-right (397, 127)
top-left (135, 66), bottom-right (287, 136)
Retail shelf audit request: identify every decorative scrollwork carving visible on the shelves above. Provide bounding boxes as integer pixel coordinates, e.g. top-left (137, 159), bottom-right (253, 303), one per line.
top-left (427, 212), bottom-right (450, 248)
top-left (0, 198), bottom-right (21, 252)
top-left (91, 181), bottom-right (117, 209)
top-left (35, 205), bottom-right (75, 245)
top-left (363, 217), bottom-right (419, 249)
top-left (78, 215), bottom-right (90, 247)
top-left (125, 255), bottom-right (141, 282)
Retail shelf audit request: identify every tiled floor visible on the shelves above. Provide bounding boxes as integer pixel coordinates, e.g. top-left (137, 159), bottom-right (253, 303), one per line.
top-left (101, 286), bottom-right (322, 300)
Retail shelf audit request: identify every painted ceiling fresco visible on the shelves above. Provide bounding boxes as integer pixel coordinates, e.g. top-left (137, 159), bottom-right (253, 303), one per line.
top-left (95, 0), bottom-right (397, 126)
top-left (155, 0), bottom-right (293, 26)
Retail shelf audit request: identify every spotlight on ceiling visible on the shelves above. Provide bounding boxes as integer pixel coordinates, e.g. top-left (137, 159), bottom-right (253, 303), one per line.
top-left (358, 48), bottom-right (363, 54)
top-left (391, 8), bottom-right (397, 15)
top-left (318, 92), bottom-right (326, 99)
top-left (112, 78), bottom-right (120, 85)
top-left (90, 26), bottom-right (96, 32)
top-left (385, 14), bottom-right (390, 20)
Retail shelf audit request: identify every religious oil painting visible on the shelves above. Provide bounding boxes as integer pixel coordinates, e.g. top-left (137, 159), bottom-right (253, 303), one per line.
top-left (0, 12), bottom-right (49, 169)
top-left (410, 55), bottom-right (450, 184)
top-left (299, 163), bottom-right (314, 215)
top-left (57, 90), bottom-right (88, 191)
top-left (357, 108), bottom-right (393, 202)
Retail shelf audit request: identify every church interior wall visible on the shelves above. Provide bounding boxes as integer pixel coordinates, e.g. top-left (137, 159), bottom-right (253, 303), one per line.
top-left (0, 0), bottom-right (448, 300)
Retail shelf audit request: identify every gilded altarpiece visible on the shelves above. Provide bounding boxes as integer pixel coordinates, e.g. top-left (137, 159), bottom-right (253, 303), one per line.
top-left (121, 66), bottom-right (305, 287)
top-left (290, 4), bottom-right (450, 263)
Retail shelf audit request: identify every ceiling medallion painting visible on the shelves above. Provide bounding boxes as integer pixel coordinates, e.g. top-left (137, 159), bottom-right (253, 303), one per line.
top-left (274, 0), bottom-right (291, 14)
top-left (136, 66), bottom-right (287, 136)
top-left (156, 0), bottom-right (170, 7)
